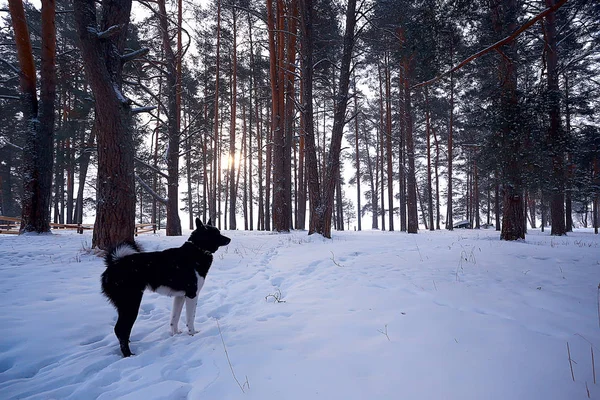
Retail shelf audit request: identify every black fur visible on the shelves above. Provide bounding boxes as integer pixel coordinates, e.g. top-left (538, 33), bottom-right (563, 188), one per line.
top-left (101, 218), bottom-right (230, 357)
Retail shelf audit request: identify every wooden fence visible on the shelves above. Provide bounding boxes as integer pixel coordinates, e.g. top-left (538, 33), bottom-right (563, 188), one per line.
top-left (0, 216), bottom-right (156, 236)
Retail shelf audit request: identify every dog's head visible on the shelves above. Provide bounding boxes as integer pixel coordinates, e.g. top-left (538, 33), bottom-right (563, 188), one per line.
top-left (188, 218), bottom-right (231, 253)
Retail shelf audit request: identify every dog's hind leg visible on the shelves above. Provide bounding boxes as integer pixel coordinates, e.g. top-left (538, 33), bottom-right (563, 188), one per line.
top-left (170, 296), bottom-right (185, 335)
top-left (184, 296), bottom-right (198, 335)
top-left (113, 291), bottom-right (143, 357)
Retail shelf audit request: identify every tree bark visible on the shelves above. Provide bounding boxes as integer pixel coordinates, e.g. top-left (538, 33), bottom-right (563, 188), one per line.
top-left (490, 0), bottom-right (526, 241)
top-left (299, 0), bottom-right (323, 235)
top-left (377, 62), bottom-right (386, 231)
top-left (353, 72), bottom-right (361, 231)
top-left (157, 0), bottom-right (182, 236)
top-left (211, 0), bottom-right (221, 223)
top-left (403, 58), bottom-right (418, 234)
top-left (446, 41), bottom-right (454, 230)
top-left (75, 0), bottom-right (136, 249)
top-left (545, 0), bottom-right (566, 236)
top-left (229, 7), bottom-right (238, 230)
top-left (425, 86), bottom-right (434, 231)
top-left (384, 56), bottom-right (394, 231)
top-left (10, 0), bottom-right (56, 234)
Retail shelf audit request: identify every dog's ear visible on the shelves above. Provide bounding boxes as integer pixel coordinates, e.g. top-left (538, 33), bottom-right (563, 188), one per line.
top-left (195, 218), bottom-right (204, 229)
top-left (207, 218), bottom-right (213, 226)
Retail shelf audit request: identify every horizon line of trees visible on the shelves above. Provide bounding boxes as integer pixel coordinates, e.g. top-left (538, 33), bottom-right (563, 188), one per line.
top-left (1, 0), bottom-right (598, 249)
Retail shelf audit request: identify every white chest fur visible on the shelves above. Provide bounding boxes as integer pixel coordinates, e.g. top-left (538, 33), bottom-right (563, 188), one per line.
top-left (149, 272), bottom-right (205, 298)
top-left (153, 286), bottom-right (186, 297)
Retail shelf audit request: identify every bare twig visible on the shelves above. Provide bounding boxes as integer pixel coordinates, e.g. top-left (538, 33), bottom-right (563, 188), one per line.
top-left (265, 288), bottom-right (286, 303)
top-left (330, 251), bottom-right (344, 267)
top-left (415, 241), bottom-right (423, 262)
top-left (216, 319), bottom-right (246, 393)
top-left (567, 342), bottom-right (575, 381)
top-left (0, 138), bottom-right (23, 150)
top-left (377, 324), bottom-right (390, 341)
top-left (592, 346), bottom-right (596, 385)
top-left (586, 382), bottom-right (590, 398)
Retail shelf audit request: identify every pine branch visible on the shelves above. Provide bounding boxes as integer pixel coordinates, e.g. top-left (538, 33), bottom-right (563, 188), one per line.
top-left (134, 157), bottom-right (169, 179)
top-left (0, 57), bottom-right (19, 74)
top-left (96, 24), bottom-right (121, 39)
top-left (132, 105), bottom-right (157, 114)
top-left (135, 174), bottom-right (168, 205)
top-left (411, 0), bottom-right (569, 89)
top-left (121, 47), bottom-right (150, 63)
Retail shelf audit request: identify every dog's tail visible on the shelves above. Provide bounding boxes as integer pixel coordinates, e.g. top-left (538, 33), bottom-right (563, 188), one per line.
top-left (105, 242), bottom-right (141, 267)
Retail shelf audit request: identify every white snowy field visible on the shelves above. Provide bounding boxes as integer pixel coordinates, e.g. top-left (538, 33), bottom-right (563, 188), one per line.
top-left (0, 228), bottom-right (599, 400)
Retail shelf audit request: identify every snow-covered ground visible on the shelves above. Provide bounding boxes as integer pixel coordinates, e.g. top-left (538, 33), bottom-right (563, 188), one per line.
top-left (1, 227), bottom-right (599, 400)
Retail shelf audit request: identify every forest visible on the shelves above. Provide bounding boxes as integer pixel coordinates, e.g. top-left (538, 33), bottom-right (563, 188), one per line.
top-left (0, 0), bottom-right (599, 249)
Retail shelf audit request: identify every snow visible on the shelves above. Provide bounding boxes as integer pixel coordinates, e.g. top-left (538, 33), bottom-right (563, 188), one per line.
top-left (1, 228), bottom-right (599, 399)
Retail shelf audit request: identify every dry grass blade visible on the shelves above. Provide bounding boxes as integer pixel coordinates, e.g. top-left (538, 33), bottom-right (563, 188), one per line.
top-left (216, 319), bottom-right (247, 393)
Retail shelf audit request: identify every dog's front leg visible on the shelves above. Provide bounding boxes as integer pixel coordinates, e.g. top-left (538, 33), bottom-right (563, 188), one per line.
top-left (185, 296), bottom-right (198, 335)
top-left (185, 274), bottom-right (205, 335)
top-left (170, 296), bottom-right (185, 335)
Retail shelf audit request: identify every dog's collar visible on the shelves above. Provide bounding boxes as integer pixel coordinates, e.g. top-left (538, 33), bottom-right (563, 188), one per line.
top-left (186, 241), bottom-right (213, 256)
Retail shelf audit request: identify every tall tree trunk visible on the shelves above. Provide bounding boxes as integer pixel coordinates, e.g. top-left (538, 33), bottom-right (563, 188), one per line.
top-left (157, 0), bottom-right (182, 236)
top-left (433, 127), bottom-right (441, 230)
top-left (491, 0), bottom-right (525, 241)
top-left (425, 86), bottom-right (434, 231)
top-left (403, 58), bottom-right (419, 234)
top-left (564, 73), bottom-right (573, 232)
top-left (299, 0), bottom-right (323, 235)
top-left (296, 73), bottom-right (307, 230)
top-left (335, 173), bottom-right (344, 230)
top-left (284, 0), bottom-right (298, 229)
top-left (65, 138), bottom-right (74, 224)
top-left (495, 179), bottom-right (501, 231)
top-left (474, 157), bottom-right (480, 228)
top-left (265, 106), bottom-right (272, 231)
top-left (10, 0), bottom-right (56, 234)
top-left (446, 40), bottom-right (454, 231)
top-left (398, 71), bottom-right (407, 231)
top-left (593, 155), bottom-right (599, 234)
top-left (75, 0), bottom-right (136, 249)
top-left (152, 72), bottom-right (163, 227)
top-left (318, 0), bottom-right (357, 238)
top-left (385, 57), bottom-right (394, 231)
top-left (377, 63), bottom-right (386, 231)
top-left (269, 0), bottom-right (291, 232)
top-left (242, 103), bottom-right (248, 230)
top-left (353, 72), bottom-right (361, 231)
top-left (248, 14), bottom-right (256, 230)
top-left (229, 8), bottom-right (238, 230)
top-left (212, 0), bottom-right (221, 223)
top-left (545, 0), bottom-right (566, 236)
top-left (363, 129), bottom-right (378, 230)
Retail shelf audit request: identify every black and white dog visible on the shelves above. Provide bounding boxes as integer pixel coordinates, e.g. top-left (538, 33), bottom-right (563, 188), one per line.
top-left (101, 218), bottom-right (231, 357)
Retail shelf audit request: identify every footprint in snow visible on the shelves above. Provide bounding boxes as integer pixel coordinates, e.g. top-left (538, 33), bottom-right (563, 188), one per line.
top-left (207, 304), bottom-right (232, 319)
top-left (270, 277), bottom-right (284, 287)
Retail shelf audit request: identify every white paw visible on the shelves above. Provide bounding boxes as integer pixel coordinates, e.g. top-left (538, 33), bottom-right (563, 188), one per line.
top-left (170, 326), bottom-right (182, 336)
top-left (187, 328), bottom-right (198, 336)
